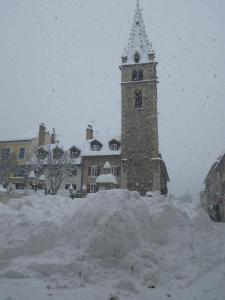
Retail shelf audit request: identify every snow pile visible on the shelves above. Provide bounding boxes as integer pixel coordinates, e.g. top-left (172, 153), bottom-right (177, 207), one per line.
top-left (0, 184), bottom-right (7, 192)
top-left (0, 190), bottom-right (225, 297)
top-left (96, 174), bottom-right (117, 184)
top-left (64, 190), bottom-right (150, 260)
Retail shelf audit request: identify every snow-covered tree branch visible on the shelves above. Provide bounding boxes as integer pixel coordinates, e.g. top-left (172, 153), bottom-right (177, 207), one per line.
top-left (29, 143), bottom-right (75, 195)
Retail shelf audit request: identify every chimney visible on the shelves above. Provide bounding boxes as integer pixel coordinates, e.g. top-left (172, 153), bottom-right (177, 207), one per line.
top-left (51, 128), bottom-right (56, 144)
top-left (86, 125), bottom-right (93, 140)
top-left (39, 123), bottom-right (46, 146)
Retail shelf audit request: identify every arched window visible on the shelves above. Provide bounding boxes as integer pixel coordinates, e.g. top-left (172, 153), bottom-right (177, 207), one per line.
top-left (135, 90), bottom-right (142, 109)
top-left (132, 70), bottom-right (137, 81)
top-left (138, 70), bottom-right (143, 80)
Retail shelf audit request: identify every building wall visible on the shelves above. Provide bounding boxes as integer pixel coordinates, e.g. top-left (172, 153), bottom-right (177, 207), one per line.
top-left (204, 158), bottom-right (225, 222)
top-left (82, 155), bottom-right (121, 192)
top-left (120, 62), bottom-right (160, 196)
top-left (0, 138), bottom-right (39, 166)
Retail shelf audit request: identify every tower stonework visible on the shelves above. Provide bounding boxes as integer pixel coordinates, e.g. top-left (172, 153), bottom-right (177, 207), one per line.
top-left (120, 1), bottom-right (162, 196)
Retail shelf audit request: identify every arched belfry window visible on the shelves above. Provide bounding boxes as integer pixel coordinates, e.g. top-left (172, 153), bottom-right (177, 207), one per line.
top-left (132, 70), bottom-right (137, 81)
top-left (134, 51), bottom-right (140, 63)
top-left (135, 90), bottom-right (142, 109)
top-left (138, 70), bottom-right (143, 80)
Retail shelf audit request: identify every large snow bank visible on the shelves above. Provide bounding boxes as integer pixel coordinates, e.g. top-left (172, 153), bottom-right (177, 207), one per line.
top-left (0, 190), bottom-right (225, 298)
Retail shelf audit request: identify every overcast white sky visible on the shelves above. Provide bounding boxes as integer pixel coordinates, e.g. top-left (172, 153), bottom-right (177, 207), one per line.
top-left (1, 0), bottom-right (225, 198)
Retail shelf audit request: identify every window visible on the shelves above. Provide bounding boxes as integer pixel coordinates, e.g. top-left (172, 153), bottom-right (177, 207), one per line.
top-left (53, 147), bottom-right (64, 159)
top-left (2, 148), bottom-right (10, 159)
top-left (110, 144), bottom-right (119, 151)
top-left (65, 184), bottom-right (76, 190)
top-left (90, 184), bottom-right (98, 193)
top-left (15, 166), bottom-right (27, 177)
top-left (37, 147), bottom-right (48, 160)
top-left (92, 144), bottom-right (100, 151)
top-left (19, 147), bottom-right (25, 160)
top-left (132, 70), bottom-right (138, 81)
top-left (138, 70), bottom-right (143, 80)
top-left (109, 139), bottom-right (121, 151)
top-left (70, 146), bottom-right (80, 158)
top-left (134, 51), bottom-right (140, 63)
top-left (112, 166), bottom-right (121, 177)
top-left (90, 140), bottom-right (102, 151)
top-left (65, 184), bottom-right (70, 190)
top-left (90, 166), bottom-right (100, 177)
top-left (133, 70), bottom-right (143, 81)
top-left (135, 90), bottom-right (142, 109)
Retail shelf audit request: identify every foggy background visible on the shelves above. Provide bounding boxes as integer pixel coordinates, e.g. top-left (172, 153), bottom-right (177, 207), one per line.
top-left (0, 0), bottom-right (225, 198)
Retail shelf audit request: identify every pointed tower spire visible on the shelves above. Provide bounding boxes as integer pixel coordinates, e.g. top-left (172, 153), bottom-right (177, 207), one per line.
top-left (122, 0), bottom-right (154, 64)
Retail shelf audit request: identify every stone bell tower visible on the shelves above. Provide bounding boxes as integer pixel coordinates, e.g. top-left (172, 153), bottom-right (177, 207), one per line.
top-left (120, 0), bottom-right (161, 196)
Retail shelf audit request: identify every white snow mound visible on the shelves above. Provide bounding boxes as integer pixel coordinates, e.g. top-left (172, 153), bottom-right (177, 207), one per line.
top-left (0, 189), bottom-right (224, 291)
top-left (64, 189), bottom-right (151, 259)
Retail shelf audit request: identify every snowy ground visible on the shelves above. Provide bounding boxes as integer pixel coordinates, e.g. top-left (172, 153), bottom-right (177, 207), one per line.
top-left (0, 189), bottom-right (225, 300)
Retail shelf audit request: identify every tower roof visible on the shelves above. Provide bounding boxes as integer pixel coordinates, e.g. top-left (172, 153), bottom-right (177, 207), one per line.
top-left (122, 0), bottom-right (154, 64)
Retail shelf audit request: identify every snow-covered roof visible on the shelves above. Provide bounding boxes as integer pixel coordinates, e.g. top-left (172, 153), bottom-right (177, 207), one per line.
top-left (122, 0), bottom-right (154, 65)
top-left (41, 142), bottom-right (64, 153)
top-left (146, 191), bottom-right (153, 197)
top-left (104, 161), bottom-right (111, 169)
top-left (82, 184), bottom-right (87, 191)
top-left (28, 143), bottom-right (82, 167)
top-left (0, 184), bottom-right (7, 192)
top-left (0, 132), bottom-right (37, 143)
top-left (39, 175), bottom-right (45, 181)
top-left (28, 171), bottom-right (35, 179)
top-left (96, 174), bottom-right (117, 185)
top-left (81, 135), bottom-right (121, 157)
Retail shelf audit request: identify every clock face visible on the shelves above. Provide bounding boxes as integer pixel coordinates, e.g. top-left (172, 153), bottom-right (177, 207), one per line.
top-left (134, 51), bottom-right (140, 63)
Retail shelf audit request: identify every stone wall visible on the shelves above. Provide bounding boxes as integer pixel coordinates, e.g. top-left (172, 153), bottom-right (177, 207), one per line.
top-left (82, 155), bottom-right (121, 190)
top-left (120, 61), bottom-right (160, 196)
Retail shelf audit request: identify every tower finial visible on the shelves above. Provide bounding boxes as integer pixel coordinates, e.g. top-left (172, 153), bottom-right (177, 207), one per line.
top-left (122, 1), bottom-right (154, 64)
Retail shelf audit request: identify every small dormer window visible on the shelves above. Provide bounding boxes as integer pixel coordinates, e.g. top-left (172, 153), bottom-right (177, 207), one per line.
top-left (53, 147), bottom-right (64, 159)
top-left (134, 51), bottom-right (140, 63)
top-left (90, 140), bottom-right (102, 151)
top-left (70, 146), bottom-right (80, 159)
top-left (109, 139), bottom-right (120, 151)
top-left (37, 147), bottom-right (48, 160)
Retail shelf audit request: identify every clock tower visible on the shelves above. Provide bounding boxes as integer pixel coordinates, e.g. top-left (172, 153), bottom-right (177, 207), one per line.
top-left (120, 1), bottom-right (168, 196)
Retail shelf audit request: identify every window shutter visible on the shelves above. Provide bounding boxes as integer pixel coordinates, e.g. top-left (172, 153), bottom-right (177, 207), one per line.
top-left (117, 167), bottom-right (121, 177)
top-left (88, 167), bottom-right (91, 176)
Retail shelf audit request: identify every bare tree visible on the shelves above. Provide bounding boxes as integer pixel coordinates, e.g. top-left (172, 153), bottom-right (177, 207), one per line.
top-left (29, 144), bottom-right (75, 195)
